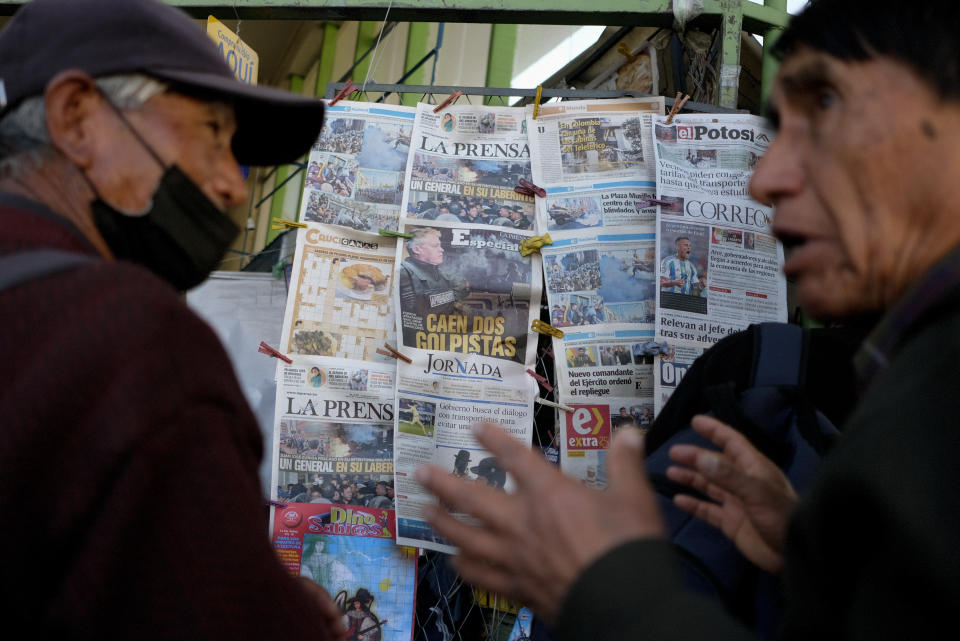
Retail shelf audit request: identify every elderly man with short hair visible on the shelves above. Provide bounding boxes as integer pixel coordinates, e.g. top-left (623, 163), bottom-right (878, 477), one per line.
top-left (416, 2), bottom-right (960, 639)
top-left (0, 0), bottom-right (344, 637)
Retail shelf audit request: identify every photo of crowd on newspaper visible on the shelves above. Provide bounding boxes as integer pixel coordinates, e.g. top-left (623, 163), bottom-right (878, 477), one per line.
top-left (597, 246), bottom-right (657, 306)
top-left (545, 195), bottom-right (604, 230)
top-left (410, 153), bottom-right (530, 189)
top-left (659, 221), bottom-right (709, 314)
top-left (278, 473), bottom-right (395, 509)
top-left (397, 226), bottom-right (532, 362)
top-left (397, 398), bottom-right (436, 438)
top-left (545, 250), bottom-right (601, 293)
top-left (559, 116), bottom-right (645, 176)
top-left (357, 120), bottom-right (411, 172)
top-left (313, 117), bottom-right (365, 154)
top-left (305, 153), bottom-right (357, 198)
top-left (355, 168), bottom-right (402, 206)
top-left (278, 420), bottom-right (393, 462)
top-left (302, 191), bottom-right (397, 232)
top-left (406, 192), bottom-right (534, 229)
top-left (550, 293), bottom-right (606, 327)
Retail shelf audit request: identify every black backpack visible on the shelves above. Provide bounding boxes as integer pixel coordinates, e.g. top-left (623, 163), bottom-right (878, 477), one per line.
top-left (643, 322), bottom-right (862, 639)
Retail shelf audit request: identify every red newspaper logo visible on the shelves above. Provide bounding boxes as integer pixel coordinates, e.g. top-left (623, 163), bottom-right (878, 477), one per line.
top-left (677, 125), bottom-right (696, 140)
top-left (565, 405), bottom-right (611, 450)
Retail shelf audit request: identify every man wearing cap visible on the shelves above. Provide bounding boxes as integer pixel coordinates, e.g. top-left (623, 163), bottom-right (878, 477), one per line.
top-left (0, 0), bottom-right (344, 637)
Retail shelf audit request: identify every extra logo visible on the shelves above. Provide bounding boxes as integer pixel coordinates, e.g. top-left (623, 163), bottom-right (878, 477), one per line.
top-left (564, 405), bottom-right (611, 450)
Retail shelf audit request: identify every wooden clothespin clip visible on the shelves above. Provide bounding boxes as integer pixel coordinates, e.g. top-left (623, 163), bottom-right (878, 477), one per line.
top-left (271, 218), bottom-right (307, 230)
top-left (531, 319), bottom-right (564, 339)
top-left (519, 233), bottom-right (552, 257)
top-left (380, 342), bottom-right (412, 364)
top-left (258, 341), bottom-right (293, 364)
top-left (535, 397), bottom-right (574, 413)
top-left (666, 92), bottom-right (691, 125)
top-left (526, 368), bottom-right (554, 392)
top-left (616, 42), bottom-right (640, 64)
top-left (433, 90), bottom-right (462, 113)
top-left (329, 81), bottom-right (357, 106)
top-left (379, 229), bottom-right (414, 239)
top-left (532, 84), bottom-right (544, 120)
top-left (515, 177), bottom-right (546, 198)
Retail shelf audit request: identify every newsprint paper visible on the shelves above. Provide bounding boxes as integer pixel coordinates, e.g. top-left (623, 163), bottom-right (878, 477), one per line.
top-left (391, 218), bottom-right (541, 553)
top-left (652, 113), bottom-right (786, 412)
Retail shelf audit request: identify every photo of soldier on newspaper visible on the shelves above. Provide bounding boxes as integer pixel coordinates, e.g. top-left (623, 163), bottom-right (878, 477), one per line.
top-left (397, 225), bottom-right (532, 363)
top-left (597, 245), bottom-right (657, 307)
top-left (559, 115), bottom-right (646, 176)
top-left (355, 169), bottom-right (402, 206)
top-left (552, 293), bottom-right (605, 327)
top-left (546, 195), bottom-right (603, 230)
top-left (545, 250), bottom-right (601, 293)
top-left (302, 190), bottom-right (397, 232)
top-left (314, 117), bottom-right (365, 154)
top-left (358, 120), bottom-right (411, 172)
top-left (659, 221), bottom-right (709, 314)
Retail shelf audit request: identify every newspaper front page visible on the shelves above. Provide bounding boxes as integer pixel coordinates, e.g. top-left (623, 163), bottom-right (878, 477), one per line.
top-left (391, 219), bottom-right (541, 553)
top-left (299, 101), bottom-right (416, 232)
top-left (280, 223), bottom-right (397, 364)
top-left (400, 102), bottom-right (536, 231)
top-left (652, 114), bottom-right (785, 412)
top-left (528, 99), bottom-right (664, 485)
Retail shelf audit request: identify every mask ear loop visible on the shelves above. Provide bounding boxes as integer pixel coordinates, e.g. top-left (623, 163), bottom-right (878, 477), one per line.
top-left (98, 91), bottom-right (169, 171)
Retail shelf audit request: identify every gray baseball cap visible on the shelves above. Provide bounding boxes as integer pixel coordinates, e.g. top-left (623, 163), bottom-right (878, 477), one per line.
top-left (0, 0), bottom-right (324, 166)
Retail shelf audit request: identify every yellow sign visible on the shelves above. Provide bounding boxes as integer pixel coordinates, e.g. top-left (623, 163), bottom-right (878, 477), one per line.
top-left (206, 16), bottom-right (259, 85)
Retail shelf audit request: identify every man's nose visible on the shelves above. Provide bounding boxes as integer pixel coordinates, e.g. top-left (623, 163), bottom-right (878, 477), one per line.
top-left (748, 136), bottom-right (803, 207)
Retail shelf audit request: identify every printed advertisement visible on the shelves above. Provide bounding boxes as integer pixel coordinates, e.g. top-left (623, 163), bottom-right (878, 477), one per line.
top-left (280, 222), bottom-right (397, 363)
top-left (300, 101), bottom-right (416, 232)
top-left (390, 220), bottom-right (541, 553)
top-left (401, 102), bottom-right (536, 231)
top-left (272, 503), bottom-right (417, 641)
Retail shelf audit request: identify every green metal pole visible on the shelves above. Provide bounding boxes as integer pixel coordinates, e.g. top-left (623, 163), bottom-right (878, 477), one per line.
top-left (266, 74), bottom-right (304, 244)
top-left (401, 23), bottom-right (433, 106)
top-left (314, 22), bottom-right (341, 97)
top-left (717, 0), bottom-right (744, 109)
top-left (484, 23), bottom-right (517, 105)
top-left (761, 0), bottom-right (787, 107)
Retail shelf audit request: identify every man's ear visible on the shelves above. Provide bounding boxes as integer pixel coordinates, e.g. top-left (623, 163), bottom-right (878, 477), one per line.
top-left (43, 70), bottom-right (103, 168)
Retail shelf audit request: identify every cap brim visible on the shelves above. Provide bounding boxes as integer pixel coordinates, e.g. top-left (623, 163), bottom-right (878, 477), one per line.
top-left (151, 68), bottom-right (324, 166)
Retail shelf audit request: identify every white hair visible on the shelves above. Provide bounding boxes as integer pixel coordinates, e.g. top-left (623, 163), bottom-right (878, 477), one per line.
top-left (0, 73), bottom-right (168, 175)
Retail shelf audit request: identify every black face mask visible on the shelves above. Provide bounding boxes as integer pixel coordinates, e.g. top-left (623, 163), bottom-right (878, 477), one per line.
top-left (87, 101), bottom-right (240, 291)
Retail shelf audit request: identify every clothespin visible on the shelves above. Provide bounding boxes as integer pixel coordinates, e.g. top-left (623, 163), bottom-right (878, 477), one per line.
top-left (535, 397), bottom-right (574, 413)
top-left (258, 341), bottom-right (293, 364)
top-left (515, 178), bottom-right (546, 198)
top-left (532, 84), bottom-right (543, 120)
top-left (519, 233), bottom-right (552, 257)
top-left (526, 369), bottom-right (554, 392)
top-left (616, 42), bottom-right (640, 64)
top-left (271, 218), bottom-right (307, 230)
top-left (380, 343), bottom-right (412, 364)
top-left (329, 81), bottom-right (357, 106)
top-left (666, 92), bottom-right (691, 125)
top-left (433, 90), bottom-right (462, 113)
top-left (265, 499), bottom-right (288, 509)
top-left (531, 319), bottom-right (564, 339)
top-left (379, 229), bottom-right (413, 239)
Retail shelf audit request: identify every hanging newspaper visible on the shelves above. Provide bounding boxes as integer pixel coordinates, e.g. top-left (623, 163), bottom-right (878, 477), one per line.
top-left (526, 99), bottom-right (664, 486)
top-left (300, 101), bottom-right (415, 232)
top-left (529, 97), bottom-right (664, 234)
top-left (652, 113), bottom-right (785, 412)
top-left (272, 501), bottom-right (418, 641)
top-left (280, 222), bottom-right (397, 363)
top-left (390, 219), bottom-right (541, 553)
top-left (400, 102), bottom-right (536, 230)
top-left (270, 355), bottom-right (396, 504)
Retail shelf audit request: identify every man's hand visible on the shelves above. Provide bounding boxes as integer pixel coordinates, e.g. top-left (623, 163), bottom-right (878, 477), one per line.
top-left (296, 577), bottom-right (347, 641)
top-left (415, 422), bottom-right (665, 622)
top-left (666, 415), bottom-right (797, 574)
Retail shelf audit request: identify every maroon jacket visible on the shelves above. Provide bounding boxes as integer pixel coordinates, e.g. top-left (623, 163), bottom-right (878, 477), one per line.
top-left (0, 195), bottom-right (335, 639)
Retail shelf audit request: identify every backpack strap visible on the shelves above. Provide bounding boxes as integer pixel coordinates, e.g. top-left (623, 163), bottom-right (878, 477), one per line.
top-left (0, 249), bottom-right (99, 292)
